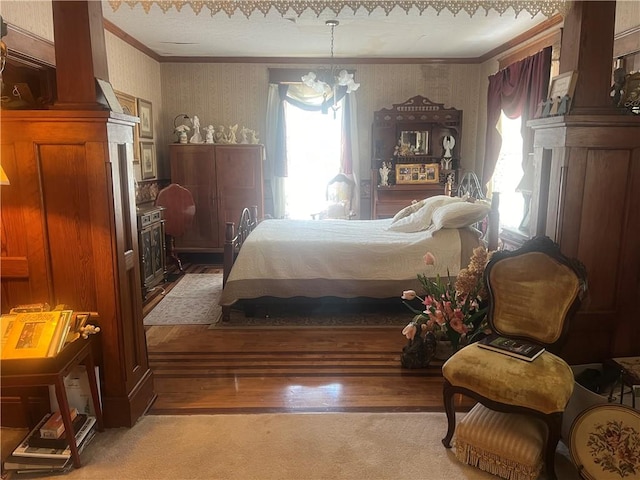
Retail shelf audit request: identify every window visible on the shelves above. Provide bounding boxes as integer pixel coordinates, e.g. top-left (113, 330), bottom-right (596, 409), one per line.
top-left (492, 113), bottom-right (524, 230)
top-left (283, 102), bottom-right (343, 219)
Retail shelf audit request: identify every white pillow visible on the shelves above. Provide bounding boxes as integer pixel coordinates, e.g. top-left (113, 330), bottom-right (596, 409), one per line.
top-left (391, 199), bottom-right (426, 223)
top-left (387, 195), bottom-right (463, 233)
top-left (424, 201), bottom-right (491, 237)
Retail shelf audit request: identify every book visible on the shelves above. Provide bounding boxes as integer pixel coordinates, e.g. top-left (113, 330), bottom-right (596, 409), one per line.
top-left (477, 335), bottom-right (545, 362)
top-left (1, 309), bottom-right (73, 359)
top-left (13, 414), bottom-right (97, 459)
top-left (38, 409), bottom-right (80, 441)
top-left (3, 453), bottom-right (70, 472)
top-left (29, 414), bottom-right (86, 449)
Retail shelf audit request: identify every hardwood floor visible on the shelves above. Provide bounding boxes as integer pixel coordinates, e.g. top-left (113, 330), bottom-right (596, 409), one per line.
top-left (143, 260), bottom-right (474, 415)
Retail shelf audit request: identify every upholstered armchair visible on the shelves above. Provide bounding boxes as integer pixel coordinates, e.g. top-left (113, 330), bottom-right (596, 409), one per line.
top-left (441, 236), bottom-right (587, 480)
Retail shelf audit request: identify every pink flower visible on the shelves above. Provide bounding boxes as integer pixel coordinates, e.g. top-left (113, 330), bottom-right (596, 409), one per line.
top-left (449, 317), bottom-right (469, 335)
top-left (402, 322), bottom-right (418, 340)
top-left (423, 252), bottom-right (436, 266)
top-left (402, 290), bottom-right (417, 300)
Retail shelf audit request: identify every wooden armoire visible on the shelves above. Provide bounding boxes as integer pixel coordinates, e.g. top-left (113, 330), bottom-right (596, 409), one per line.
top-left (169, 144), bottom-right (264, 252)
top-left (0, 1), bottom-right (154, 428)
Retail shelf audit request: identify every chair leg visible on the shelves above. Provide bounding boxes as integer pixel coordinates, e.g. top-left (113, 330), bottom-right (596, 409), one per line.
top-left (442, 380), bottom-right (457, 448)
top-left (543, 414), bottom-right (562, 480)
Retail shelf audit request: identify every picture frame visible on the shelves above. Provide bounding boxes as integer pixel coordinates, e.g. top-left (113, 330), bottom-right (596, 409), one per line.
top-left (95, 78), bottom-right (123, 114)
top-left (114, 90), bottom-right (140, 162)
top-left (395, 163), bottom-right (440, 185)
top-left (137, 98), bottom-right (154, 139)
top-left (140, 142), bottom-right (156, 180)
top-left (547, 71), bottom-right (578, 105)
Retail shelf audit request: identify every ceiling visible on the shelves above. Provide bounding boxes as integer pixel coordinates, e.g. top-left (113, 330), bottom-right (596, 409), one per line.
top-left (101, 1), bottom-right (561, 60)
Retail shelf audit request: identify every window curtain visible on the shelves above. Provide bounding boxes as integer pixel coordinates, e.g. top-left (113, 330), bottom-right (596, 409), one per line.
top-left (482, 46), bottom-right (552, 190)
top-left (264, 81), bottom-right (358, 218)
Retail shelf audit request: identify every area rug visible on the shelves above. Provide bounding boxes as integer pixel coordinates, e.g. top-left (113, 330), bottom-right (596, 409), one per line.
top-left (143, 274), bottom-right (222, 325)
top-left (4, 412), bottom-right (579, 480)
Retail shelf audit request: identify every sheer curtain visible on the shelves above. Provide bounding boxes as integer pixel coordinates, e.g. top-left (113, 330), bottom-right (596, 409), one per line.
top-left (482, 47), bottom-right (552, 190)
top-left (264, 80), bottom-right (359, 219)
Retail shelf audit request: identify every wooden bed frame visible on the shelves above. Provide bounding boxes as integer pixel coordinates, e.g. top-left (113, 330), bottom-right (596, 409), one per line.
top-left (222, 195), bottom-right (500, 321)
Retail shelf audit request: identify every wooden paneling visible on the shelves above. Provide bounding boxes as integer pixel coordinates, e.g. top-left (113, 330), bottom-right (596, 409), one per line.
top-left (0, 110), bottom-right (155, 428)
top-left (529, 115), bottom-right (640, 363)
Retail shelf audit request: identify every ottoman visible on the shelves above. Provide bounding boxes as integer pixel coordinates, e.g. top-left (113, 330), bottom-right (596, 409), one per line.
top-left (454, 403), bottom-right (548, 480)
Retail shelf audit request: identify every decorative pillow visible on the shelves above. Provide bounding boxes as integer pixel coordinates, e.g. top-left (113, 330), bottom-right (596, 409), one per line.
top-left (387, 195), bottom-right (463, 233)
top-left (424, 201), bottom-right (491, 237)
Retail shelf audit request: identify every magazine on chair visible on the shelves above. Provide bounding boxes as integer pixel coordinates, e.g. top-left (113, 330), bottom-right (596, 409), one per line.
top-left (477, 335), bottom-right (545, 362)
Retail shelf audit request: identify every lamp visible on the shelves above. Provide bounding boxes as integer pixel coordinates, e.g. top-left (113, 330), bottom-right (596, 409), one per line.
top-left (0, 164), bottom-right (10, 185)
top-left (302, 20), bottom-right (360, 116)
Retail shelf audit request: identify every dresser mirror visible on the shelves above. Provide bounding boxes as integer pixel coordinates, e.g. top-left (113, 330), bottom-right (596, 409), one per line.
top-left (398, 130), bottom-right (428, 155)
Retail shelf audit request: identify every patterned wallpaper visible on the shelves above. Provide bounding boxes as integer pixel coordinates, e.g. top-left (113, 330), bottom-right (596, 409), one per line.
top-left (160, 62), bottom-right (483, 181)
top-left (0, 1), bottom-right (53, 41)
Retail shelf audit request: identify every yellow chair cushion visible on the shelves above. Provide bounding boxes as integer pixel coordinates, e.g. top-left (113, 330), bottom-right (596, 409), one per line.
top-left (442, 344), bottom-right (574, 414)
top-left (455, 403), bottom-right (546, 480)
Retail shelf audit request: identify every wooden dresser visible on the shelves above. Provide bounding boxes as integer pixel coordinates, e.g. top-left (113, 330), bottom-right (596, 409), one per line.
top-left (370, 96), bottom-right (462, 219)
top-left (169, 144), bottom-right (264, 253)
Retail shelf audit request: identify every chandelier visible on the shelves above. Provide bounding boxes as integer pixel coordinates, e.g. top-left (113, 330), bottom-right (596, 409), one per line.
top-left (302, 20), bottom-right (360, 115)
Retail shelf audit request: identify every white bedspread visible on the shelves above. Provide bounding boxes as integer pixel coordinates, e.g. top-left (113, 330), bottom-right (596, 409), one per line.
top-left (220, 218), bottom-right (476, 306)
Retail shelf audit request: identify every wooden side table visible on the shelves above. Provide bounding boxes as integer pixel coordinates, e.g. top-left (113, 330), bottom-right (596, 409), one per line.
top-left (1, 335), bottom-right (104, 468)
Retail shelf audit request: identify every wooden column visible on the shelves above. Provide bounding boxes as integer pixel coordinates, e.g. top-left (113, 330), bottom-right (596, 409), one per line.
top-left (559, 1), bottom-right (616, 113)
top-left (51, 0), bottom-right (109, 109)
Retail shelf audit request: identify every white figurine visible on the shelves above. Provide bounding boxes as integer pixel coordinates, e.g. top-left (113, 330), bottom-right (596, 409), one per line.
top-left (189, 115), bottom-right (203, 144)
top-left (227, 124), bottom-right (238, 144)
top-left (213, 125), bottom-right (228, 144)
top-left (379, 161), bottom-right (391, 187)
top-left (443, 135), bottom-right (456, 158)
top-left (238, 127), bottom-right (249, 144)
top-left (205, 125), bottom-right (215, 144)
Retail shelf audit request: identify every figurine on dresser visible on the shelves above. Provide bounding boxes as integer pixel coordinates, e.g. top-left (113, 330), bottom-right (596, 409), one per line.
top-left (189, 115), bottom-right (203, 144)
top-left (379, 161), bottom-right (391, 187)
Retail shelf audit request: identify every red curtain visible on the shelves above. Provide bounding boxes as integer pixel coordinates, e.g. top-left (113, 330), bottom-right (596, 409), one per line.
top-left (482, 47), bottom-right (552, 189)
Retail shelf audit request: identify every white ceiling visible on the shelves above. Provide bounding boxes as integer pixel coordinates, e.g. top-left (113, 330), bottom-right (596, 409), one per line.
top-left (101, 2), bottom-right (555, 60)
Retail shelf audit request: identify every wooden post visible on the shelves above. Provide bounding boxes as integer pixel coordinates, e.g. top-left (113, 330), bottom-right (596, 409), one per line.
top-left (559, 1), bottom-right (616, 113)
top-left (51, 0), bottom-right (109, 109)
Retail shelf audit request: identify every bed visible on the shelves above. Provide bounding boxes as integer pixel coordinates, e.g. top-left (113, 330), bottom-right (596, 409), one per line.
top-left (220, 195), bottom-right (499, 321)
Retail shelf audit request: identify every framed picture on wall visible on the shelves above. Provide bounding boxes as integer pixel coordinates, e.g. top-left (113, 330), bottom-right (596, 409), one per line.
top-left (140, 142), bottom-right (156, 180)
top-left (137, 98), bottom-right (154, 139)
top-left (114, 90), bottom-right (140, 162)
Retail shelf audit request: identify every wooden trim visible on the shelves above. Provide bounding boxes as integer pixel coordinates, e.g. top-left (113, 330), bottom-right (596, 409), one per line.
top-left (613, 26), bottom-right (640, 58)
top-left (159, 56), bottom-right (481, 65)
top-left (0, 257), bottom-right (30, 279)
top-left (5, 24), bottom-right (55, 67)
top-left (103, 19), bottom-right (161, 62)
top-left (498, 30), bottom-right (560, 70)
top-left (481, 14), bottom-right (563, 64)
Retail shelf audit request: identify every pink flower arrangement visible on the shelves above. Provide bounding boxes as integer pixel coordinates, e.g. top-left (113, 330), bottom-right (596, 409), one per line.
top-left (401, 246), bottom-right (493, 351)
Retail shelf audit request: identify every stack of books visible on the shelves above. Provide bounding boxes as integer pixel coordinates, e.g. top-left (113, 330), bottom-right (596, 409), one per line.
top-left (1, 307), bottom-right (90, 359)
top-left (2, 410), bottom-right (97, 475)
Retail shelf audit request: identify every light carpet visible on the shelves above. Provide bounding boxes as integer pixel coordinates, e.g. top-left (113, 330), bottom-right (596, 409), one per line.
top-left (143, 274), bottom-right (222, 325)
top-left (3, 413), bottom-right (580, 480)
